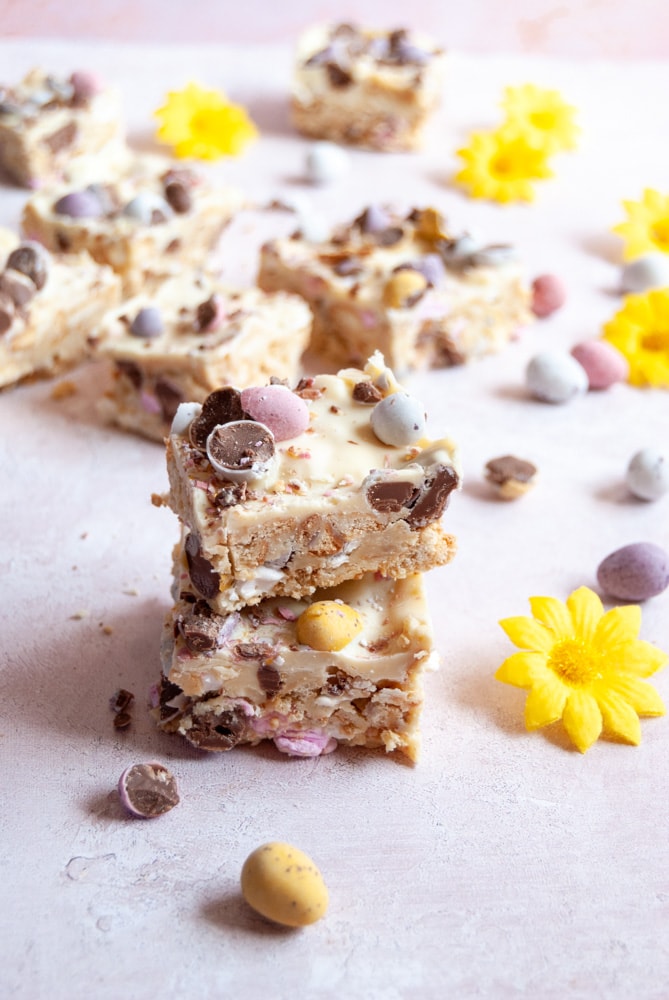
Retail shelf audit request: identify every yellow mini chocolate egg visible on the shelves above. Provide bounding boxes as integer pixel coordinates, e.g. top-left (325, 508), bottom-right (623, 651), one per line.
top-left (241, 841), bottom-right (329, 928)
top-left (414, 206), bottom-right (447, 242)
top-left (296, 601), bottom-right (364, 651)
top-left (382, 269), bottom-right (428, 308)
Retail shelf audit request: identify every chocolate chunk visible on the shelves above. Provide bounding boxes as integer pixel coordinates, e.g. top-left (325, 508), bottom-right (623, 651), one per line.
top-left (366, 480), bottom-right (419, 513)
top-left (184, 532), bottom-right (220, 599)
top-left (212, 481), bottom-right (247, 508)
top-left (44, 121), bottom-right (77, 153)
top-left (332, 256), bottom-right (362, 277)
top-left (195, 294), bottom-right (220, 332)
top-left (113, 711), bottom-right (132, 730)
top-left (184, 709), bottom-right (248, 751)
top-left (164, 180), bottom-right (192, 214)
top-left (207, 421), bottom-right (275, 477)
top-left (179, 610), bottom-right (220, 652)
top-left (115, 359), bottom-right (143, 389)
top-left (158, 677), bottom-right (183, 706)
top-left (486, 455), bottom-right (537, 485)
top-left (0, 268), bottom-right (35, 309)
top-left (162, 167), bottom-right (198, 189)
top-left (110, 688), bottom-right (134, 713)
top-left (0, 291), bottom-right (15, 334)
top-left (235, 642), bottom-right (274, 660)
top-left (6, 243), bottom-right (50, 290)
top-left (189, 387), bottom-right (246, 450)
top-left (305, 46), bottom-right (334, 67)
top-left (155, 378), bottom-right (182, 423)
top-left (257, 663), bottom-right (283, 695)
top-left (326, 63), bottom-right (353, 88)
top-left (325, 668), bottom-right (351, 696)
top-left (352, 381), bottom-right (383, 404)
top-left (406, 465), bottom-right (460, 528)
top-left (118, 763), bottom-right (180, 817)
top-left (376, 226), bottom-right (404, 247)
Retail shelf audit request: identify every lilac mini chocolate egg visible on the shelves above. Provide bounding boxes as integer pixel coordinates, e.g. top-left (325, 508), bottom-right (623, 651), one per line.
top-left (53, 188), bottom-right (104, 219)
top-left (597, 542), bottom-right (669, 601)
top-left (570, 340), bottom-right (629, 390)
top-left (130, 306), bottom-right (163, 338)
top-left (240, 384), bottom-right (309, 441)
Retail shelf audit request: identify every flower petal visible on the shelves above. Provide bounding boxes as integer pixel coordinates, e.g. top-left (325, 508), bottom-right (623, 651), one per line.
top-left (562, 690), bottom-right (602, 753)
top-left (608, 640), bottom-right (668, 678)
top-left (595, 689), bottom-right (641, 745)
top-left (593, 604), bottom-right (641, 650)
top-left (495, 651), bottom-right (548, 688)
top-left (607, 675), bottom-right (666, 716)
top-left (566, 587), bottom-right (603, 642)
top-left (499, 615), bottom-right (554, 652)
top-left (524, 677), bottom-right (567, 730)
top-left (528, 596), bottom-right (572, 638)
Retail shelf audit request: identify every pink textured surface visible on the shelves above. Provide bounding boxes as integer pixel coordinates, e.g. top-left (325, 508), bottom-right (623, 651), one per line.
top-left (2, 0), bottom-right (669, 57)
top-left (1, 39), bottom-right (669, 1000)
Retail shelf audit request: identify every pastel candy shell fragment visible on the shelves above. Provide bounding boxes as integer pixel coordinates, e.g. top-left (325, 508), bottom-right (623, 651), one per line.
top-left (570, 340), bottom-right (629, 389)
top-left (597, 542), bottom-right (669, 601)
top-left (526, 351), bottom-right (588, 403)
top-left (240, 384), bottom-right (310, 441)
top-left (241, 842), bottom-right (329, 927)
top-left (626, 449), bottom-right (669, 501)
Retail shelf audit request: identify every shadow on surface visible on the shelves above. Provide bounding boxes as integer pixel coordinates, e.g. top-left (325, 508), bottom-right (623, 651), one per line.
top-left (201, 891), bottom-right (298, 936)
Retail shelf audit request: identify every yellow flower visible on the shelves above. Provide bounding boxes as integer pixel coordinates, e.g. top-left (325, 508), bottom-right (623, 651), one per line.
top-left (496, 586), bottom-right (666, 753)
top-left (603, 288), bottom-right (669, 388)
top-left (455, 126), bottom-right (553, 204)
top-left (500, 84), bottom-right (580, 153)
top-left (155, 81), bottom-right (258, 161)
top-left (612, 189), bottom-right (669, 261)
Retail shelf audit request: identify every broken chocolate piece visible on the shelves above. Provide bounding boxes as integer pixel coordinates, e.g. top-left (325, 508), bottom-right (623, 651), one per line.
top-left (206, 421), bottom-right (276, 483)
top-left (485, 454), bottom-right (537, 500)
top-left (155, 378), bottom-right (182, 423)
top-left (164, 180), bottom-right (192, 214)
top-left (406, 465), bottom-right (460, 528)
top-left (110, 688), bottom-right (134, 713)
top-left (189, 386), bottom-right (246, 450)
top-left (212, 481), bottom-right (247, 508)
top-left (326, 63), bottom-right (353, 88)
top-left (178, 610), bottom-right (221, 652)
top-left (118, 762), bottom-right (180, 818)
top-left (194, 294), bottom-right (221, 332)
top-left (113, 711), bottom-right (132, 730)
top-left (6, 242), bottom-right (50, 290)
top-left (352, 380), bottom-right (383, 404)
top-left (366, 479), bottom-right (419, 513)
top-left (257, 662), bottom-right (283, 695)
top-left (235, 642), bottom-right (274, 660)
top-left (183, 709), bottom-right (248, 751)
top-left (184, 532), bottom-right (221, 599)
top-left (115, 359), bottom-right (143, 389)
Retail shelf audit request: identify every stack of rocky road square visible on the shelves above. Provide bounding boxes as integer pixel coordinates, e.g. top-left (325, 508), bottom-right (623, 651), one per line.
top-left (153, 351), bottom-right (461, 762)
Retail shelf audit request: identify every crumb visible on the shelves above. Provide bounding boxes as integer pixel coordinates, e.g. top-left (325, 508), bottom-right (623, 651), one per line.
top-left (151, 492), bottom-right (166, 508)
top-left (70, 609), bottom-right (90, 620)
top-left (80, 532), bottom-right (88, 540)
top-left (50, 379), bottom-right (78, 400)
top-left (122, 587), bottom-right (139, 597)
top-left (100, 624), bottom-right (114, 635)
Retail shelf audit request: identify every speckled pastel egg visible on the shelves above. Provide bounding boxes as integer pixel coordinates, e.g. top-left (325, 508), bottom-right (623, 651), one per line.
top-left (370, 391), bottom-right (426, 446)
top-left (240, 385), bottom-right (309, 442)
top-left (526, 351), bottom-right (588, 404)
top-left (626, 448), bottom-right (669, 501)
top-left (620, 254), bottom-right (669, 294)
top-left (241, 842), bottom-right (329, 928)
top-left (305, 141), bottom-right (351, 184)
top-left (53, 188), bottom-right (104, 219)
top-left (296, 601), bottom-right (364, 651)
top-left (130, 306), bottom-right (163, 338)
top-left (597, 542), bottom-right (669, 601)
top-left (570, 340), bottom-right (629, 390)
top-left (531, 274), bottom-right (567, 318)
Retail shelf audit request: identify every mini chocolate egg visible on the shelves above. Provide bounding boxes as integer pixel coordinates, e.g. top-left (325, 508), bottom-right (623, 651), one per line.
top-left (122, 192), bottom-right (173, 225)
top-left (53, 188), bottom-right (104, 219)
top-left (241, 842), bottom-right (329, 928)
top-left (171, 401), bottom-right (203, 436)
top-left (597, 542), bottom-right (669, 601)
top-left (6, 241), bottom-right (50, 290)
top-left (305, 141), bottom-right (351, 184)
top-left (526, 351), bottom-right (588, 404)
top-left (371, 391), bottom-right (426, 446)
top-left (240, 384), bottom-right (310, 441)
top-left (296, 601), bottom-right (364, 651)
top-left (531, 274), bottom-right (567, 318)
top-left (117, 762), bottom-right (180, 819)
top-left (570, 340), bottom-right (629, 389)
top-left (130, 306), bottom-right (164, 339)
top-left (382, 270), bottom-right (428, 308)
top-left (206, 420), bottom-right (277, 486)
top-left (626, 448), bottom-right (669, 501)
top-left (620, 254), bottom-right (669, 294)
top-left (357, 204), bottom-right (392, 234)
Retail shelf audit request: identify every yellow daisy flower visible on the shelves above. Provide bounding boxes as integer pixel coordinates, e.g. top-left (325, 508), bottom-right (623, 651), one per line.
top-left (500, 84), bottom-right (580, 153)
top-left (612, 189), bottom-right (669, 261)
top-left (603, 288), bottom-right (669, 388)
top-left (455, 126), bottom-right (553, 204)
top-left (496, 586), bottom-right (666, 753)
top-left (155, 81), bottom-right (258, 161)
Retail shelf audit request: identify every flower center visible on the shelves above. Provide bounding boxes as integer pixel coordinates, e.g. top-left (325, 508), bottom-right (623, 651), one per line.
top-left (548, 639), bottom-right (602, 686)
top-left (651, 218), bottom-right (669, 250)
top-left (530, 110), bottom-right (556, 131)
top-left (641, 329), bottom-right (669, 352)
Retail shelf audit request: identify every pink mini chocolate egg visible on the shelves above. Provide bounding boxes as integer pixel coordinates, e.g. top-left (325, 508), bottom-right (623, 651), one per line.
top-left (531, 274), bottom-right (566, 318)
top-left (570, 340), bottom-right (629, 390)
top-left (241, 384), bottom-right (309, 441)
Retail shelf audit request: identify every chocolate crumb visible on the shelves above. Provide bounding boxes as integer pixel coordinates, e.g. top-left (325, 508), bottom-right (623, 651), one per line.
top-left (184, 532), bottom-right (221, 599)
top-left (110, 689), bottom-right (134, 714)
top-left (352, 380), bottom-right (382, 404)
top-left (179, 611), bottom-right (221, 652)
top-left (212, 481), bottom-right (247, 508)
top-left (194, 295), bottom-right (220, 332)
top-left (183, 709), bottom-right (248, 751)
top-left (235, 642), bottom-right (274, 660)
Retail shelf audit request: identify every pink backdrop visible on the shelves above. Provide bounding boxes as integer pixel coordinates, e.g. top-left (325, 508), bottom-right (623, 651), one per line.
top-left (0, 0), bottom-right (667, 59)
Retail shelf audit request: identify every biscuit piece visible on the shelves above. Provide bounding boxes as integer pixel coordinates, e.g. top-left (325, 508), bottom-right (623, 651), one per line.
top-left (0, 239), bottom-right (120, 389)
top-left (165, 352), bottom-right (460, 613)
top-left (21, 153), bottom-right (244, 295)
top-left (292, 23), bottom-right (446, 151)
top-left (259, 205), bottom-right (532, 371)
top-left (96, 273), bottom-right (312, 442)
top-left (155, 570), bottom-right (436, 763)
top-left (0, 68), bottom-right (124, 188)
